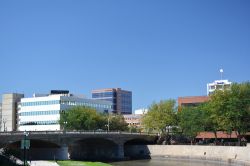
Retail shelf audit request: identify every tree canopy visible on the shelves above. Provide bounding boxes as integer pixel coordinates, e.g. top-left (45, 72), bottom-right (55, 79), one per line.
top-left (178, 82), bottom-right (250, 141)
top-left (207, 82), bottom-right (250, 136)
top-left (59, 106), bottom-right (128, 131)
top-left (142, 99), bottom-right (177, 133)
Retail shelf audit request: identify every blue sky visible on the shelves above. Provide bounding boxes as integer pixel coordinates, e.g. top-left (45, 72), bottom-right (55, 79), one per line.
top-left (0, 0), bottom-right (249, 110)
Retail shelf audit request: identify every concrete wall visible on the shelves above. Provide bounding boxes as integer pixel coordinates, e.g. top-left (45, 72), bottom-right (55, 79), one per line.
top-left (1, 93), bottom-right (24, 131)
top-left (126, 144), bottom-right (250, 165)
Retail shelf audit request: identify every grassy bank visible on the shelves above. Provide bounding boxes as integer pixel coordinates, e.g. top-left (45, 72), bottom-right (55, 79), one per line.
top-left (57, 160), bottom-right (112, 166)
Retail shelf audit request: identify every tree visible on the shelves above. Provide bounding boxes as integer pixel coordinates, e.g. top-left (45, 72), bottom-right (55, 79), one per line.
top-left (206, 82), bottom-right (250, 144)
top-left (142, 99), bottom-right (177, 134)
top-left (59, 106), bottom-right (103, 130)
top-left (59, 106), bottom-right (128, 131)
top-left (108, 114), bottom-right (128, 131)
top-left (178, 105), bottom-right (208, 140)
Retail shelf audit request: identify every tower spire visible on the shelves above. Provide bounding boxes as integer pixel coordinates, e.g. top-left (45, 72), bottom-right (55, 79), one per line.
top-left (219, 68), bottom-right (223, 80)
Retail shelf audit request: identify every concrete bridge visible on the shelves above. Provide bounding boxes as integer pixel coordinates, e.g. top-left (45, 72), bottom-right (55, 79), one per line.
top-left (0, 131), bottom-right (157, 161)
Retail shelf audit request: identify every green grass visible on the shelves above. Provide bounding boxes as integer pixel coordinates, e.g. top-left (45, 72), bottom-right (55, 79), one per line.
top-left (57, 160), bottom-right (112, 166)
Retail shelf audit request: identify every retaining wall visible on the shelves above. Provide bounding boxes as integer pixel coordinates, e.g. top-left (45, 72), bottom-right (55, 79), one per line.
top-left (125, 144), bottom-right (250, 165)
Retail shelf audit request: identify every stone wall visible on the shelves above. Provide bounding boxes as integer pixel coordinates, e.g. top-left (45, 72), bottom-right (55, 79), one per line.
top-left (125, 144), bottom-right (250, 165)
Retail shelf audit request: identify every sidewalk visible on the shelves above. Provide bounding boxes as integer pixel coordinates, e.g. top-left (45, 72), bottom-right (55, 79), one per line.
top-left (29, 161), bottom-right (59, 166)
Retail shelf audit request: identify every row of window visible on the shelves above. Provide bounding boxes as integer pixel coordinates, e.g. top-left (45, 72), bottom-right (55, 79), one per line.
top-left (20, 120), bottom-right (59, 126)
top-left (60, 101), bottom-right (111, 109)
top-left (21, 100), bottom-right (111, 109)
top-left (22, 100), bottom-right (60, 106)
top-left (92, 92), bottom-right (116, 98)
top-left (19, 110), bottom-right (60, 116)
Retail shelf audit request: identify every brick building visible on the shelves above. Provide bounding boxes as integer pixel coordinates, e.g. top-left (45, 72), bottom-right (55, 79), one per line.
top-left (178, 96), bottom-right (210, 108)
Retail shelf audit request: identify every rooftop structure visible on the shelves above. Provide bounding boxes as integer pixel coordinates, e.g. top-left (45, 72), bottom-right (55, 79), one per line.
top-left (207, 79), bottom-right (232, 95)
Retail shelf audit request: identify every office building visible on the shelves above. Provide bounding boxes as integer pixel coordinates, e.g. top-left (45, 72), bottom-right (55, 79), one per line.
top-left (18, 90), bottom-right (112, 131)
top-left (1, 93), bottom-right (24, 131)
top-left (92, 88), bottom-right (132, 114)
top-left (207, 80), bottom-right (232, 95)
top-left (178, 96), bottom-right (210, 108)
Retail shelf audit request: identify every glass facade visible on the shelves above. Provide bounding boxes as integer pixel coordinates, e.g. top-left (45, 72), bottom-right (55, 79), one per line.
top-left (120, 92), bottom-right (132, 114)
top-left (60, 100), bottom-right (111, 109)
top-left (92, 88), bottom-right (132, 114)
top-left (92, 92), bottom-right (116, 98)
top-left (92, 91), bottom-right (117, 113)
top-left (19, 110), bottom-right (60, 116)
top-left (21, 100), bottom-right (60, 106)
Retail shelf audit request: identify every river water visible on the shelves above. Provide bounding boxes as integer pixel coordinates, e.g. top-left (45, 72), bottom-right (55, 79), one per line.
top-left (111, 159), bottom-right (236, 166)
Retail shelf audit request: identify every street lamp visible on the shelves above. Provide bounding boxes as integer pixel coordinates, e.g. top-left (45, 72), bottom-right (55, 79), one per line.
top-left (105, 117), bottom-right (110, 132)
top-left (3, 118), bottom-right (7, 132)
top-left (63, 121), bottom-right (68, 132)
top-left (23, 131), bottom-right (29, 166)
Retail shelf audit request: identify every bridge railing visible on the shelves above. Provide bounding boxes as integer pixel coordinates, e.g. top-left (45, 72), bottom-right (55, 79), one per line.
top-left (0, 130), bottom-right (157, 136)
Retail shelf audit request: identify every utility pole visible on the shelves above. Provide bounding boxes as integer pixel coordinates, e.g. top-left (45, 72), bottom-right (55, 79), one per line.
top-left (3, 118), bottom-right (7, 132)
top-left (22, 131), bottom-right (29, 166)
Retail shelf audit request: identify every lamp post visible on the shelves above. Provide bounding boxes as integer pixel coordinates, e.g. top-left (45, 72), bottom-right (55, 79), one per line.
top-left (3, 118), bottom-right (7, 132)
top-left (23, 131), bottom-right (29, 166)
top-left (63, 121), bottom-right (67, 133)
top-left (105, 117), bottom-right (110, 132)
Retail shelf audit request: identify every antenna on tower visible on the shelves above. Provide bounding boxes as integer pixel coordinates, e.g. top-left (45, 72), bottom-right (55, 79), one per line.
top-left (219, 69), bottom-right (223, 80)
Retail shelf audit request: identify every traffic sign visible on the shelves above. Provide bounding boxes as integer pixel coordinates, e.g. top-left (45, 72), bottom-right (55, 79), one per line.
top-left (21, 140), bottom-right (30, 149)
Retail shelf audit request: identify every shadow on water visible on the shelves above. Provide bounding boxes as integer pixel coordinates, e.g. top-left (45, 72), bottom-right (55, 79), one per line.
top-left (124, 139), bottom-right (154, 160)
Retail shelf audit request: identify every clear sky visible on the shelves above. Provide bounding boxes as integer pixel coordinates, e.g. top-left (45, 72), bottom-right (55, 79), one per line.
top-left (0, 0), bottom-right (249, 110)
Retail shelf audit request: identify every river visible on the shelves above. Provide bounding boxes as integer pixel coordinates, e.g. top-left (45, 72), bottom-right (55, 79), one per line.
top-left (111, 159), bottom-right (236, 166)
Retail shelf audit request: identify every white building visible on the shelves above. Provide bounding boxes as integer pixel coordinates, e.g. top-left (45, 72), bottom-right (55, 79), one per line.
top-left (207, 80), bottom-right (232, 95)
top-left (134, 108), bottom-right (148, 115)
top-left (18, 90), bottom-right (112, 131)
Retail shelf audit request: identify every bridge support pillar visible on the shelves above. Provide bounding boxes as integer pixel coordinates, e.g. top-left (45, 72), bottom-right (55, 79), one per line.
top-left (60, 144), bottom-right (69, 160)
top-left (117, 143), bottom-right (124, 160)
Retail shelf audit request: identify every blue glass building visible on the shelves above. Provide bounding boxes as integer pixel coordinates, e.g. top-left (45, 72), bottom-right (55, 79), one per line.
top-left (92, 88), bottom-right (132, 114)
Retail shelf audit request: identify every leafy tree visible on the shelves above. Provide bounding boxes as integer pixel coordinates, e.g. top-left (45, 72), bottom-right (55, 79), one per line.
top-left (142, 99), bottom-right (177, 134)
top-left (108, 114), bottom-right (128, 131)
top-left (178, 106), bottom-right (207, 140)
top-left (59, 106), bottom-right (128, 131)
top-left (59, 106), bottom-right (104, 130)
top-left (206, 82), bottom-right (250, 144)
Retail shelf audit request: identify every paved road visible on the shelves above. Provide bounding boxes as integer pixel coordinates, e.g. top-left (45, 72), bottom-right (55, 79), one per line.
top-left (29, 161), bottom-right (59, 166)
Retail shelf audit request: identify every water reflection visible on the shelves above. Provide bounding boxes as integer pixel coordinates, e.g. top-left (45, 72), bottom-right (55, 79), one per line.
top-left (111, 159), bottom-right (236, 166)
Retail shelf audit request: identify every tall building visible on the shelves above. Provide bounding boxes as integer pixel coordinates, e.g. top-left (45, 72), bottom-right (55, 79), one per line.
top-left (207, 80), bottom-right (232, 95)
top-left (92, 88), bottom-right (132, 114)
top-left (1, 93), bottom-right (24, 131)
top-left (18, 90), bottom-right (112, 131)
